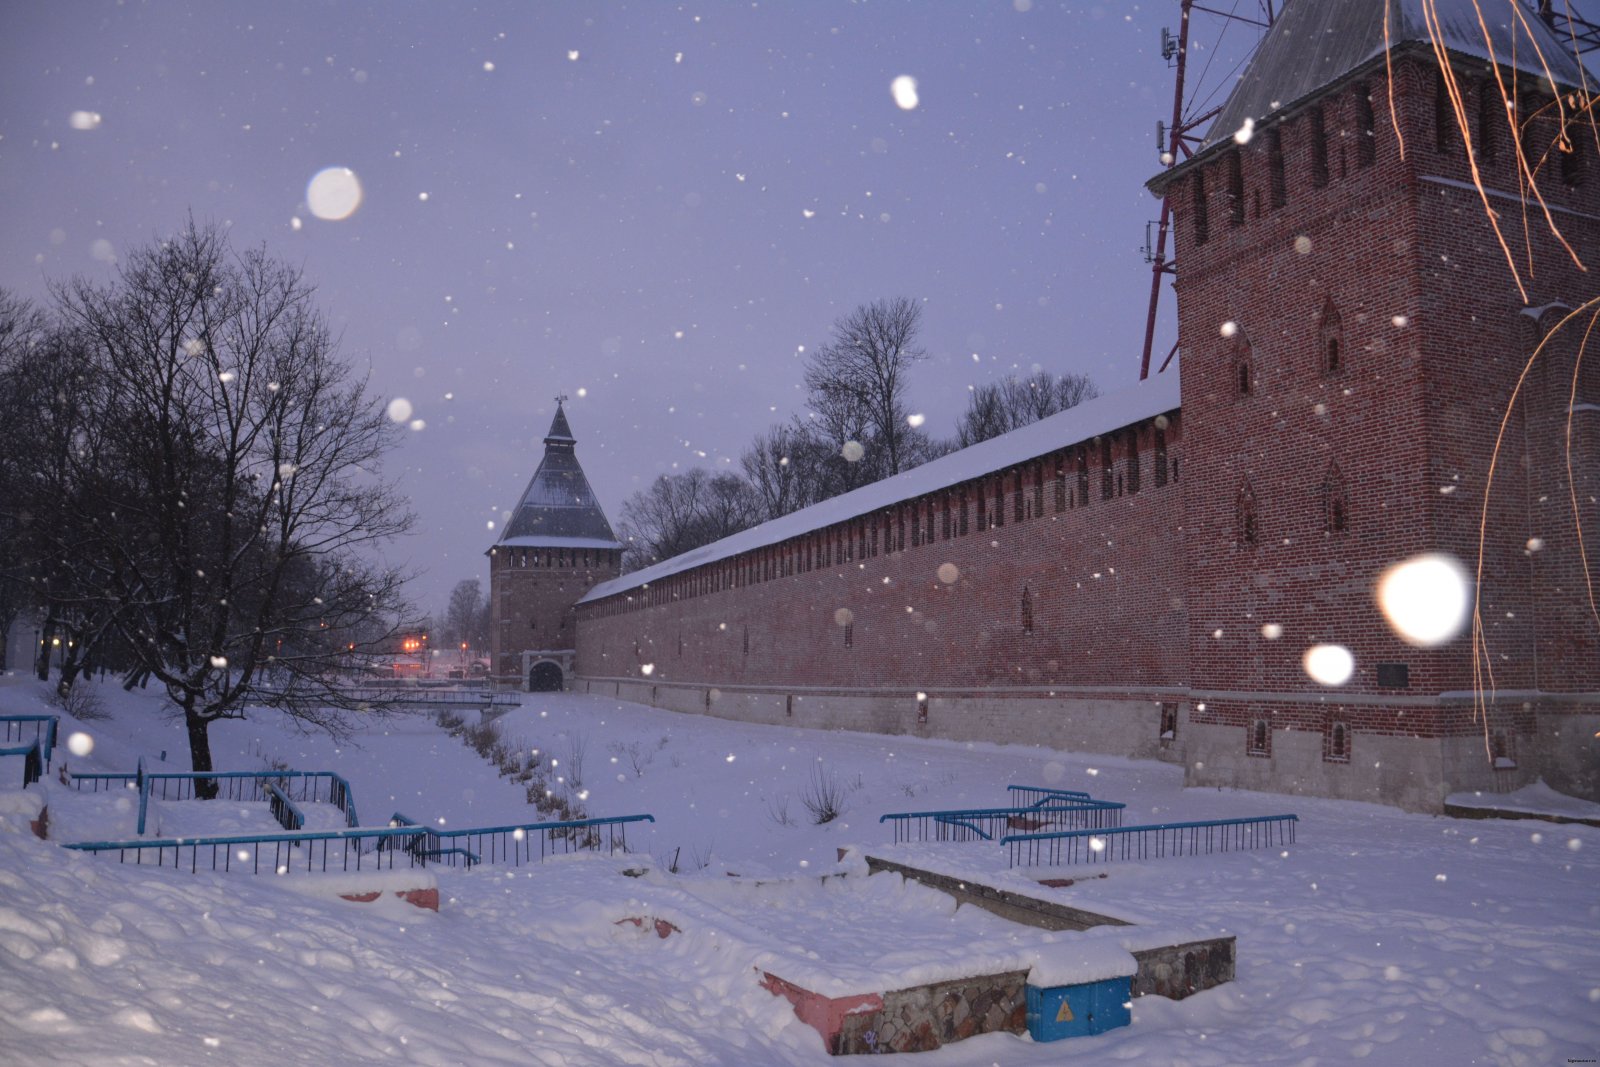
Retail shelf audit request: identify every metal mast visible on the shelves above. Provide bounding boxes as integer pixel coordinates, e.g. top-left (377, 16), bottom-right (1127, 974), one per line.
top-left (1139, 2), bottom-right (1277, 380)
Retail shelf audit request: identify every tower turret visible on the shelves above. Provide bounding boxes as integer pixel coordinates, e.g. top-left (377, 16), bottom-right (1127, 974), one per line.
top-left (488, 399), bottom-right (622, 689)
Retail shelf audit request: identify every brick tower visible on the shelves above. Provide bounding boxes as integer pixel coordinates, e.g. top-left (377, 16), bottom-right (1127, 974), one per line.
top-left (1151, 1), bottom-right (1600, 807)
top-left (488, 400), bottom-right (622, 690)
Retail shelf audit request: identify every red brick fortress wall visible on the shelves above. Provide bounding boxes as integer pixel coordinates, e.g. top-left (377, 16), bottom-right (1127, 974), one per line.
top-left (1166, 49), bottom-right (1600, 808)
top-left (576, 414), bottom-right (1188, 757)
top-left (491, 545), bottom-right (620, 685)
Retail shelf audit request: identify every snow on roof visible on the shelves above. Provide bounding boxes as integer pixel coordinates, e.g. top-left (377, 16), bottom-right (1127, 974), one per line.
top-left (581, 371), bottom-right (1181, 604)
top-left (499, 404), bottom-right (621, 547)
top-left (1155, 0), bottom-right (1593, 189)
top-left (493, 535), bottom-right (623, 551)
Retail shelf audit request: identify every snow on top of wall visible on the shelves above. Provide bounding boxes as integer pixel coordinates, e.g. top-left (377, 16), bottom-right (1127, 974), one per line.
top-left (493, 535), bottom-right (624, 551)
top-left (582, 371), bottom-right (1181, 604)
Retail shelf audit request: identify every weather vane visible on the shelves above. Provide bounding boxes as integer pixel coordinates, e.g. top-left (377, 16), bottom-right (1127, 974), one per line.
top-left (555, 393), bottom-right (568, 405)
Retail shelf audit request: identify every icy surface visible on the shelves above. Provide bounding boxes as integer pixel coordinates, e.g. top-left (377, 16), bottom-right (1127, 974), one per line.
top-left (0, 676), bottom-right (1597, 1065)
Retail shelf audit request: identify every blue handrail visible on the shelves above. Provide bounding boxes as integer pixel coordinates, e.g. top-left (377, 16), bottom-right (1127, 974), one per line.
top-left (264, 781), bottom-right (306, 832)
top-left (129, 769), bottom-right (362, 836)
top-left (428, 813), bottom-right (657, 868)
top-left (0, 740), bottom-right (43, 787)
top-left (1002, 814), bottom-right (1299, 867)
top-left (1006, 785), bottom-right (1094, 808)
top-left (66, 811), bottom-right (658, 874)
top-left (64, 825), bottom-right (428, 875)
top-left (879, 802), bottom-right (1125, 844)
top-left (0, 715), bottom-right (58, 770)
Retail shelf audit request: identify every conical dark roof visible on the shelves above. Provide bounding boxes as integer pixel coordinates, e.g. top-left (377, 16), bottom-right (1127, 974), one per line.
top-left (497, 402), bottom-right (621, 547)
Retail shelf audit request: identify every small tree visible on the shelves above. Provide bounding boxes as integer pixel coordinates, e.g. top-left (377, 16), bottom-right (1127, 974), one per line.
top-left (50, 223), bottom-right (415, 794)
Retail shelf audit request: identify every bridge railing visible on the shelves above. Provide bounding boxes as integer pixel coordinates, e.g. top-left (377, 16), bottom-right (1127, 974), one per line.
top-left (64, 825), bottom-right (427, 875)
top-left (1002, 814), bottom-right (1299, 868)
top-left (879, 801), bottom-right (1124, 844)
top-left (335, 687), bottom-right (521, 707)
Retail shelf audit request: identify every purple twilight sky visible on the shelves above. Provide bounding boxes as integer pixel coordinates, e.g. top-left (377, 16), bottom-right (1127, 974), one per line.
top-left (1, 2), bottom-right (1278, 615)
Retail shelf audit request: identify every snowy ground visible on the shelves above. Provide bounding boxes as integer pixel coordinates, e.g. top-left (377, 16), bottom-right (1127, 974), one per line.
top-left (1, 674), bottom-right (1598, 1066)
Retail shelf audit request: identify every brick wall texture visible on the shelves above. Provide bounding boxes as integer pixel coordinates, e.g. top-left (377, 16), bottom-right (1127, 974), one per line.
top-left (568, 50), bottom-right (1600, 811)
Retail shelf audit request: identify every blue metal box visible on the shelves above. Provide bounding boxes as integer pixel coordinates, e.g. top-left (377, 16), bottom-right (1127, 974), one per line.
top-left (1025, 976), bottom-right (1132, 1041)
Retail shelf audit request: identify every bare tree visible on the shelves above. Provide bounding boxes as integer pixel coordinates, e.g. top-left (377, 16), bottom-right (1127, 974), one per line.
top-left (0, 308), bottom-right (123, 686)
top-left (0, 291), bottom-right (51, 672)
top-left (741, 423), bottom-right (825, 520)
top-left (955, 370), bottom-right (1098, 447)
top-left (444, 579), bottom-right (484, 654)
top-left (50, 223), bottom-right (415, 794)
top-left (802, 297), bottom-right (934, 483)
top-left (618, 468), bottom-right (762, 571)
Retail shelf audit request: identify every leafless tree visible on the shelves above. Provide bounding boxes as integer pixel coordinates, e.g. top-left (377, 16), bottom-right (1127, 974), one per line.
top-left (741, 422), bottom-right (826, 520)
top-left (0, 305), bottom-right (121, 685)
top-left (618, 467), bottom-right (762, 571)
top-left (49, 223), bottom-right (415, 794)
top-left (802, 297), bottom-right (934, 484)
top-left (444, 579), bottom-right (484, 653)
top-left (954, 370), bottom-right (1098, 447)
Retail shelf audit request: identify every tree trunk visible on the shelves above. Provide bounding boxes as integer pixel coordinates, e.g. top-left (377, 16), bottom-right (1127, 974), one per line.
top-left (185, 709), bottom-right (219, 800)
top-left (34, 624), bottom-right (51, 681)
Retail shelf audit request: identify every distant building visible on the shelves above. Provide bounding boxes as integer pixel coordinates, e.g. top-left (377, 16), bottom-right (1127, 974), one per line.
top-left (488, 400), bottom-right (622, 691)
top-left (565, 2), bottom-right (1600, 811)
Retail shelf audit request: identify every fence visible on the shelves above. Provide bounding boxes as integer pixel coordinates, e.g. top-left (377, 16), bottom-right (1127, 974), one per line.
top-left (1006, 785), bottom-right (1094, 808)
top-left (264, 781), bottom-right (306, 832)
top-left (62, 762), bottom-right (361, 835)
top-left (1002, 814), bottom-right (1299, 868)
top-left (0, 740), bottom-right (44, 788)
top-left (64, 825), bottom-right (427, 875)
top-left (66, 812), bottom-right (658, 875)
top-left (1, 715), bottom-right (58, 774)
top-left (386, 812), bottom-right (656, 869)
top-left (879, 801), bottom-right (1125, 844)
top-left (336, 687), bottom-right (521, 708)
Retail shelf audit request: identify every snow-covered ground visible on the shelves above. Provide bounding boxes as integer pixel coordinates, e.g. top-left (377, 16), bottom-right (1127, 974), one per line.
top-left (1, 675), bottom-right (1598, 1066)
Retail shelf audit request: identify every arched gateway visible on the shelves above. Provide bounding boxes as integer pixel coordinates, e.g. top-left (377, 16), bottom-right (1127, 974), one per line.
top-left (528, 661), bottom-right (564, 692)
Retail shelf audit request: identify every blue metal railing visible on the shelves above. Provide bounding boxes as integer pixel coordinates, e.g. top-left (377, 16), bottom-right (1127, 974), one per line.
top-left (64, 770), bottom-right (140, 793)
top-left (64, 825), bottom-right (427, 874)
top-left (67, 812), bottom-right (658, 874)
top-left (879, 801), bottom-right (1125, 844)
top-left (0, 740), bottom-right (44, 788)
top-left (96, 769), bottom-right (364, 835)
top-left (264, 781), bottom-right (306, 832)
top-left (1006, 785), bottom-right (1094, 808)
top-left (1002, 814), bottom-right (1299, 868)
top-left (385, 811), bottom-right (657, 869)
top-left (1, 715), bottom-right (58, 771)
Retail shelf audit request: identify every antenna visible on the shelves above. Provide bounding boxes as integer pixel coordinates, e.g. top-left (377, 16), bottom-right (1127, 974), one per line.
top-left (1139, 1), bottom-right (1276, 380)
top-left (1536, 0), bottom-right (1600, 54)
